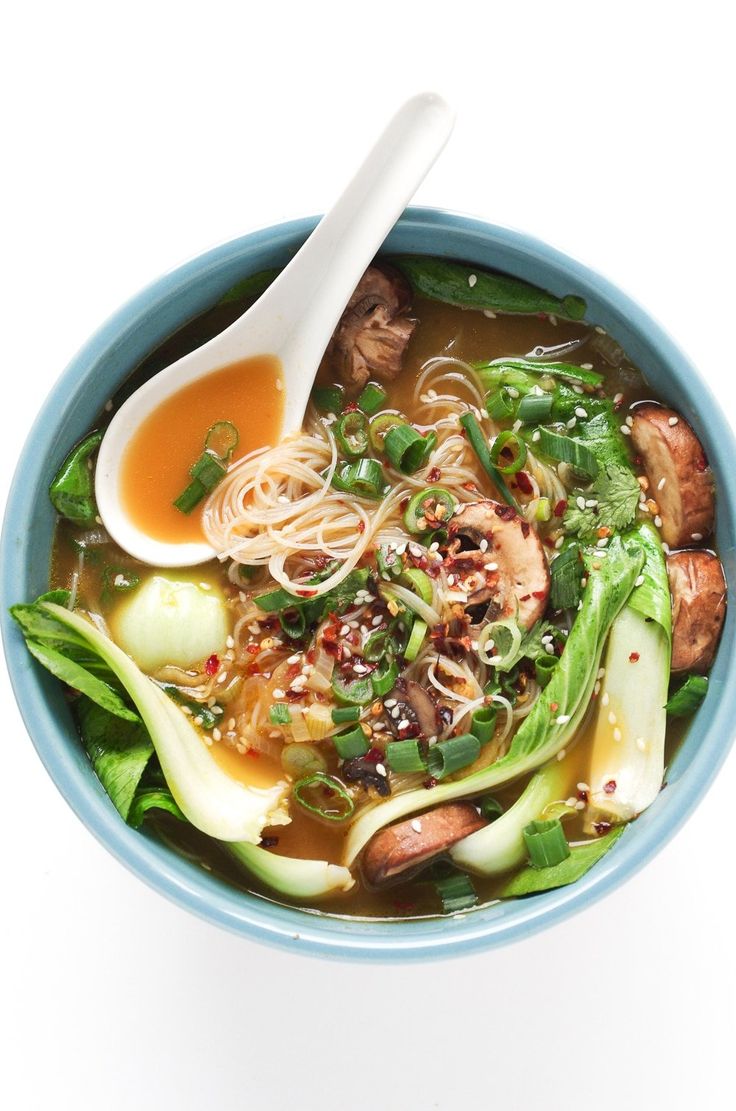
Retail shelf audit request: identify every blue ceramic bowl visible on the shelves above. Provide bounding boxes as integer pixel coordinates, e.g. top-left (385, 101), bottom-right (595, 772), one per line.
top-left (2, 209), bottom-right (734, 960)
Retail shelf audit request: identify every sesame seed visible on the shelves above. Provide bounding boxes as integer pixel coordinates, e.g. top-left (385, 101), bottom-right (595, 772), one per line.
top-left (479, 538), bottom-right (489, 552)
top-left (608, 710), bottom-right (617, 725)
top-left (212, 728), bottom-right (222, 741)
top-left (635, 575), bottom-right (645, 587)
top-left (447, 574), bottom-right (455, 586)
top-left (484, 561), bottom-right (498, 572)
top-left (565, 797), bottom-right (578, 808)
top-left (668, 416), bottom-right (679, 426)
top-left (613, 727), bottom-right (622, 742)
top-left (657, 477), bottom-right (666, 491)
top-left (287, 653), bottom-right (301, 664)
top-left (371, 614), bottom-right (383, 627)
top-left (339, 624), bottom-right (350, 636)
top-left (390, 707), bottom-right (401, 719)
top-left (625, 415), bottom-right (634, 427)
top-left (595, 325), bottom-right (606, 335)
top-left (580, 363), bottom-right (594, 371)
top-left (273, 688), bottom-right (285, 699)
top-left (573, 384), bottom-right (584, 395)
top-left (395, 542), bottom-right (407, 556)
top-left (384, 698), bottom-right (397, 708)
top-left (104, 399), bottom-right (113, 412)
top-left (575, 800), bottom-right (586, 811)
top-left (621, 425), bottom-right (631, 436)
top-left (597, 668), bottom-right (606, 679)
top-left (691, 532), bottom-right (703, 541)
top-left (566, 417), bottom-right (577, 429)
top-left (556, 714), bottom-right (571, 725)
top-left (585, 498), bottom-right (598, 508)
top-left (506, 387), bottom-right (520, 399)
top-left (373, 722), bottom-right (386, 732)
top-left (375, 763), bottom-right (387, 776)
top-left (203, 736), bottom-right (213, 747)
top-left (228, 718), bottom-right (236, 730)
top-left (411, 819), bottom-right (423, 833)
top-left (554, 536), bottom-right (565, 549)
top-left (353, 664), bottom-right (368, 675)
top-left (601, 692), bottom-right (610, 707)
top-left (557, 749), bottom-right (567, 761)
top-left (654, 515), bottom-right (663, 528)
top-left (613, 392), bottom-right (624, 404)
top-left (636, 737), bottom-right (647, 752)
top-left (532, 429), bottom-right (541, 442)
top-left (576, 496), bottom-right (586, 510)
top-left (575, 407), bottom-right (588, 419)
top-left (577, 782), bottom-right (591, 793)
top-left (398, 718), bottom-right (410, 730)
top-left (596, 537), bottom-right (609, 548)
top-left (483, 309), bottom-right (497, 318)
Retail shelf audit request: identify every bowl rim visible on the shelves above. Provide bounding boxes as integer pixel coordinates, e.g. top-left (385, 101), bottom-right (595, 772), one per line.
top-left (3, 206), bottom-right (735, 961)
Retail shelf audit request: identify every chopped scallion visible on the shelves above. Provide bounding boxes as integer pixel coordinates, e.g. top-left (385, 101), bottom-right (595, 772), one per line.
top-left (333, 725), bottom-right (370, 760)
top-left (331, 673), bottom-right (374, 706)
top-left (404, 618), bottom-right (427, 662)
top-left (312, 385), bottom-right (343, 414)
top-left (293, 772), bottom-right (355, 822)
top-left (385, 739), bottom-right (427, 774)
top-left (478, 795), bottom-right (503, 822)
top-left (517, 392), bottom-right (554, 423)
top-left (434, 871), bottom-right (478, 914)
top-left (426, 733), bottom-right (481, 780)
top-left (371, 655), bottom-right (399, 697)
top-left (331, 705), bottom-right (361, 724)
top-left (269, 703), bottom-right (292, 725)
top-left (534, 427), bottom-right (599, 480)
top-left (486, 388), bottom-right (516, 422)
top-left (384, 423), bottom-right (437, 474)
top-left (489, 430), bottom-right (528, 475)
top-left (357, 382), bottom-right (387, 415)
top-left (335, 410), bottom-right (370, 458)
top-left (665, 675), bottom-right (708, 716)
top-left (458, 412), bottom-right (519, 510)
top-left (523, 817), bottom-right (571, 868)
top-left (470, 705), bottom-right (497, 745)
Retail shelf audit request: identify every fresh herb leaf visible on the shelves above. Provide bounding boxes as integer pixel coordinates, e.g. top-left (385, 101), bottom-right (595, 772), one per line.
top-left (498, 825), bottom-right (625, 896)
top-left (564, 462), bottom-right (641, 540)
top-left (76, 697), bottom-right (153, 821)
top-left (666, 675), bottom-right (708, 716)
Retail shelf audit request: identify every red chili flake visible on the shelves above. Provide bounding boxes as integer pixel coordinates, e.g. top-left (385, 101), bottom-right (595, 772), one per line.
top-left (306, 648), bottom-right (316, 664)
top-left (285, 662), bottom-right (302, 681)
top-left (343, 401), bottom-right (359, 412)
top-left (603, 779), bottom-right (617, 795)
top-left (428, 466), bottom-right (441, 483)
top-left (549, 702), bottom-right (559, 713)
top-left (260, 836), bottom-right (279, 848)
top-left (365, 747), bottom-right (383, 764)
top-left (532, 589), bottom-right (547, 600)
top-left (296, 588), bottom-right (318, 598)
top-left (629, 651), bottom-right (640, 663)
top-left (515, 470), bottom-right (533, 495)
top-left (495, 504), bottom-right (516, 521)
top-left (423, 776), bottom-right (438, 789)
top-left (577, 788), bottom-right (589, 803)
top-left (245, 644), bottom-right (260, 656)
top-left (357, 520), bottom-right (365, 534)
top-left (245, 748), bottom-right (260, 759)
top-left (696, 455), bottom-right (708, 472)
top-left (633, 454), bottom-right (643, 466)
top-left (204, 654), bottom-right (220, 675)
top-left (520, 520), bottom-right (530, 538)
top-left (463, 481), bottom-right (478, 492)
top-left (519, 593), bottom-right (531, 602)
top-left (593, 820), bottom-right (612, 835)
top-left (427, 562), bottom-right (441, 579)
top-left (285, 689), bottom-right (307, 702)
top-left (553, 499), bottom-right (568, 518)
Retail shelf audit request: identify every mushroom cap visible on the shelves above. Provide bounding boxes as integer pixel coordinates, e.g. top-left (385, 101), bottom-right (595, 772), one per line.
top-left (447, 500), bottom-right (550, 629)
top-left (361, 802), bottom-right (487, 886)
top-left (667, 549), bottom-right (726, 672)
top-left (630, 403), bottom-right (714, 548)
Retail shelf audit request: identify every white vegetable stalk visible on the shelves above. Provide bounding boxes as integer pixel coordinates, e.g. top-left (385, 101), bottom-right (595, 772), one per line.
top-left (43, 603), bottom-right (289, 843)
top-left (225, 842), bottom-right (354, 898)
top-left (584, 606), bottom-right (669, 829)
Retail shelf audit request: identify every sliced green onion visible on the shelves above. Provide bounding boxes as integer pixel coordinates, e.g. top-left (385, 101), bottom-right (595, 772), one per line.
top-left (173, 478), bottom-right (207, 514)
top-left (434, 871), bottom-right (478, 914)
top-left (384, 423), bottom-right (437, 474)
top-left (281, 743), bottom-right (327, 778)
top-left (357, 383), bottom-right (387, 415)
top-left (331, 457), bottom-right (386, 499)
top-left (517, 392), bottom-right (554, 423)
top-left (477, 618), bottom-right (523, 671)
top-left (458, 412), bottom-right (519, 510)
top-left (489, 430), bottom-right (528, 475)
top-left (399, 568), bottom-right (433, 605)
top-left (293, 772), bottom-right (355, 822)
top-left (470, 705), bottom-right (497, 745)
top-left (376, 545), bottom-right (403, 578)
top-left (363, 627), bottom-right (390, 662)
top-left (534, 427), bottom-right (599, 480)
top-left (333, 725), bottom-right (370, 760)
top-left (312, 385), bottom-right (343, 414)
top-left (269, 703), bottom-right (292, 725)
top-left (666, 675), bottom-right (709, 716)
top-left (335, 411), bottom-right (370, 458)
top-left (535, 497), bottom-right (552, 522)
top-left (486, 388), bottom-right (516, 422)
top-left (190, 451), bottom-right (228, 488)
top-left (403, 486), bottom-right (457, 533)
top-left (479, 795), bottom-right (503, 822)
top-left (372, 655), bottom-right (399, 697)
top-left (523, 818), bottom-right (571, 868)
top-left (535, 653), bottom-right (558, 688)
top-left (331, 673), bottom-right (374, 706)
top-left (385, 739), bottom-right (427, 774)
top-left (550, 543), bottom-right (583, 610)
top-left (369, 412), bottom-right (403, 451)
top-left (426, 733), bottom-right (481, 780)
top-left (205, 420), bottom-right (239, 460)
top-left (331, 705), bottom-right (361, 724)
top-left (404, 618), bottom-right (427, 662)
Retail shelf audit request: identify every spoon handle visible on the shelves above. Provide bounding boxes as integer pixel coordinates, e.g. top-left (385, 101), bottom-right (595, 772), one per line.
top-left (241, 92), bottom-right (455, 432)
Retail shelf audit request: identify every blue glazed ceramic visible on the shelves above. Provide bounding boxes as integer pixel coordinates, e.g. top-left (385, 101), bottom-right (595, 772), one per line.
top-left (2, 209), bottom-right (734, 960)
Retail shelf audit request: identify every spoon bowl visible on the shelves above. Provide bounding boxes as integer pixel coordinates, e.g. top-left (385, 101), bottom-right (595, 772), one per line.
top-left (95, 93), bottom-right (455, 567)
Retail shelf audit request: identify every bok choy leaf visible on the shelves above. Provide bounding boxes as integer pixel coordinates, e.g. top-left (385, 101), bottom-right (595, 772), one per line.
top-left (497, 826), bottom-right (625, 897)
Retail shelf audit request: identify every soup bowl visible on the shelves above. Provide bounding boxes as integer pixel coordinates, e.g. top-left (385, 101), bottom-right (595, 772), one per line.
top-left (2, 208), bottom-right (735, 960)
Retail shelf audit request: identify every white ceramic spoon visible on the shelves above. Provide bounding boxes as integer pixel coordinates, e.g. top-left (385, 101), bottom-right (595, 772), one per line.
top-left (95, 92), bottom-right (455, 567)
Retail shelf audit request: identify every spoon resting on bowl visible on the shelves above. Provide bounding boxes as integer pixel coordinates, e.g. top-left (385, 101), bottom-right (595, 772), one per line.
top-left (95, 92), bottom-right (455, 567)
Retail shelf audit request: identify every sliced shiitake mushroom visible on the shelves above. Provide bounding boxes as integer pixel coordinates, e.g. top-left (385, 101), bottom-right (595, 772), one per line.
top-left (383, 678), bottom-right (438, 739)
top-left (361, 802), bottom-right (487, 886)
top-left (630, 403), bottom-right (714, 548)
top-left (446, 500), bottom-right (550, 629)
top-left (667, 550), bottom-right (726, 673)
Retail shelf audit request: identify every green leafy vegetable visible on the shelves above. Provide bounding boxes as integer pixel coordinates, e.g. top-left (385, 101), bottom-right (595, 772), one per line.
top-left (550, 543), bottom-right (583, 610)
top-left (523, 817), bottom-right (570, 868)
top-left (564, 462), bottom-right (641, 540)
top-left (217, 267), bottom-right (280, 305)
top-left (76, 697), bottom-right (153, 821)
top-left (395, 257), bottom-right (586, 320)
top-left (127, 787), bottom-right (186, 829)
top-left (666, 675), bottom-right (708, 716)
top-left (224, 841), bottom-right (354, 899)
top-left (497, 826), bottom-right (625, 897)
top-left (48, 431), bottom-right (103, 525)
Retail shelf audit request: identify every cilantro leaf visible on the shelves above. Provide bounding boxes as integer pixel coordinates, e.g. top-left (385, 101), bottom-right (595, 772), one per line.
top-left (564, 462), bottom-right (640, 540)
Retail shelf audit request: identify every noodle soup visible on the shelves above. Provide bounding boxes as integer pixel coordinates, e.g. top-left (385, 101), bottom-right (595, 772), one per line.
top-left (17, 256), bottom-right (725, 919)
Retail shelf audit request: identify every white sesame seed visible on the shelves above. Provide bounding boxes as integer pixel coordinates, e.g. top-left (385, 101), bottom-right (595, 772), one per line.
top-left (398, 718), bottom-right (410, 730)
top-left (203, 736), bottom-right (213, 747)
top-left (104, 399), bottom-right (114, 412)
top-left (621, 425), bottom-right (631, 436)
top-left (597, 667), bottom-right (606, 679)
top-left (575, 407), bottom-right (588, 419)
top-left (483, 309), bottom-right (497, 318)
top-left (565, 797), bottom-right (578, 808)
top-left (575, 496), bottom-right (585, 510)
top-left (447, 574), bottom-right (455, 586)
top-left (287, 653), bottom-right (301, 664)
top-left (373, 722), bottom-right (386, 732)
top-left (595, 325), bottom-right (606, 335)
top-left (566, 417), bottom-right (577, 429)
top-left (662, 543), bottom-right (670, 554)
top-left (635, 575), bottom-right (645, 587)
top-left (691, 532), bottom-right (703, 541)
top-left (625, 415), bottom-right (634, 427)
top-left (608, 710), bottom-right (617, 725)
top-left (484, 562), bottom-right (499, 572)
top-left (556, 714), bottom-right (571, 725)
top-left (479, 538), bottom-right (489, 552)
top-left (353, 664), bottom-right (368, 675)
top-left (601, 691), bottom-right (610, 707)
top-left (573, 384), bottom-right (584, 395)
top-left (613, 727), bottom-right (622, 742)
top-left (340, 624), bottom-right (350, 636)
top-left (636, 737), bottom-right (647, 752)
top-left (212, 728), bottom-right (221, 741)
top-left (580, 362), bottom-right (594, 371)
top-left (375, 763), bottom-right (387, 776)
top-left (390, 707), bottom-right (401, 719)
top-left (668, 416), bottom-right (679, 426)
top-left (272, 688), bottom-right (285, 699)
top-left (585, 498), bottom-right (598, 508)
top-left (411, 819), bottom-right (423, 833)
top-left (577, 782), bottom-right (591, 793)
top-left (228, 718), bottom-right (236, 730)
top-left (575, 800), bottom-right (586, 811)
top-left (532, 429), bottom-right (541, 442)
top-left (657, 477), bottom-right (666, 491)
top-left (596, 537), bottom-right (609, 548)
top-left (371, 615), bottom-right (383, 627)
top-left (554, 536), bottom-right (565, 549)
top-left (506, 387), bottom-right (520, 399)
top-left (557, 749), bottom-right (567, 761)
top-left (654, 515), bottom-right (663, 528)
top-left (395, 542), bottom-right (407, 556)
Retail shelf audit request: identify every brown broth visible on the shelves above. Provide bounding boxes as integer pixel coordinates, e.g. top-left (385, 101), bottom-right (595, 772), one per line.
top-left (49, 275), bottom-right (685, 920)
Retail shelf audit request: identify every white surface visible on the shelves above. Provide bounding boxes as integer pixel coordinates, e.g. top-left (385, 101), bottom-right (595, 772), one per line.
top-left (1, 3), bottom-right (734, 1108)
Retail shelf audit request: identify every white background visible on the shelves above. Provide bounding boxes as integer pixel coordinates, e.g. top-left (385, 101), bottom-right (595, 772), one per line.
top-left (2, 2), bottom-right (734, 1108)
